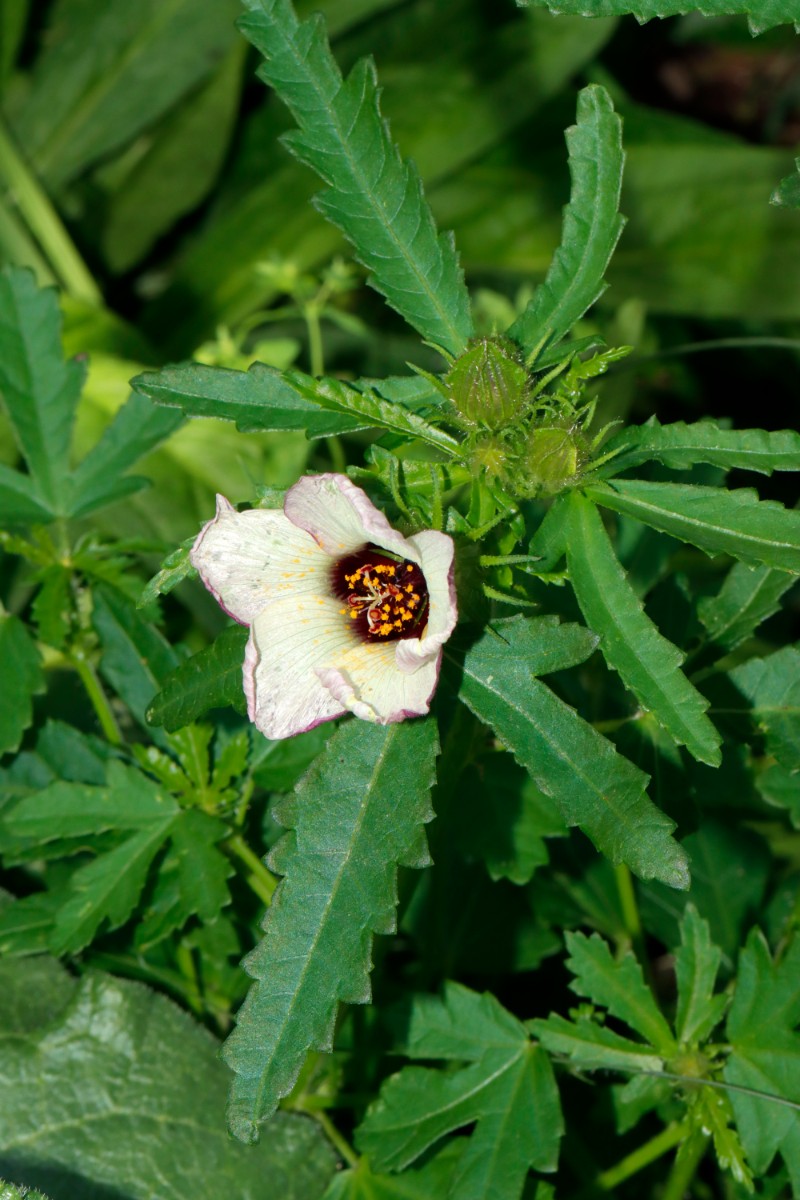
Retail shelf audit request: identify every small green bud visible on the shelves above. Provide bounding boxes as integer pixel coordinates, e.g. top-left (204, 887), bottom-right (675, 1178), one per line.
top-left (446, 336), bottom-right (528, 429)
top-left (522, 424), bottom-right (586, 496)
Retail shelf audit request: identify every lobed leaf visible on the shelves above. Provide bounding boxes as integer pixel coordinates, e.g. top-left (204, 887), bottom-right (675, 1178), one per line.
top-left (0, 467), bottom-right (55, 526)
top-left (514, 0), bottom-right (799, 35)
top-left (238, 0), bottom-right (473, 354)
top-left (222, 718), bottom-right (438, 1141)
top-left (396, 981), bottom-right (533, 1063)
top-left (508, 85), bottom-right (624, 355)
top-left (599, 418), bottom-right (800, 478)
top-left (674, 906), bottom-right (727, 1048)
top-left (532, 1012), bottom-right (664, 1075)
top-left (452, 617), bottom-right (689, 889)
top-left (0, 959), bottom-right (337, 1200)
top-left (0, 267), bottom-right (82, 515)
top-left (565, 492), bottom-right (721, 765)
top-left (0, 616), bottom-right (43, 758)
top-left (147, 625), bottom-right (249, 731)
top-left (587, 479), bottom-right (800, 573)
top-left (698, 562), bottom-right (796, 652)
top-left (729, 645), bottom-right (800, 772)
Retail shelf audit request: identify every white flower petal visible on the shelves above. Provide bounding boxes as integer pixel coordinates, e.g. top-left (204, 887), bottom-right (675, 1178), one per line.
top-left (394, 529), bottom-right (458, 673)
top-left (191, 494), bottom-right (329, 625)
top-left (246, 594), bottom-right (352, 739)
top-left (317, 636), bottom-right (440, 723)
top-left (284, 473), bottom-right (418, 562)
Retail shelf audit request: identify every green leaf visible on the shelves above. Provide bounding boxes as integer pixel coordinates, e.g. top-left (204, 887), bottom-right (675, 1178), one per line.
top-left (514, 0), bottom-right (799, 35)
top-left (322, 1143), bottom-right (465, 1200)
top-left (0, 466), bottom-right (54, 525)
top-left (0, 615), bottom-right (43, 758)
top-left (31, 565), bottom-right (71, 650)
top-left (729, 645), bottom-right (800, 771)
top-left (357, 986), bottom-right (562, 1194)
top-left (0, 959), bottom-right (337, 1199)
top-left (0, 267), bottom-right (83, 515)
top-left (138, 538), bottom-right (197, 609)
top-left (457, 755), bottom-right (566, 885)
top-left (223, 718), bottom-right (438, 1141)
top-left (238, 0), bottom-right (473, 354)
top-left (532, 1012), bottom-right (664, 1075)
top-left (565, 492), bottom-right (721, 765)
top-left (587, 479), bottom-right (800, 573)
top-left (10, 0), bottom-right (242, 189)
top-left (92, 585), bottom-right (179, 733)
top-left (674, 905), bottom-right (727, 1047)
top-left (562, 931), bottom-right (675, 1054)
top-left (508, 85), bottom-right (624, 355)
top-left (0, 891), bottom-right (61, 957)
top-left (147, 625), bottom-right (249, 731)
top-left (724, 932), bottom-right (800, 1183)
top-left (600, 419), bottom-right (800, 478)
top-left (453, 617), bottom-right (689, 889)
top-left (69, 391), bottom-right (184, 518)
top-left (167, 809), bottom-right (232, 924)
top-left (698, 562), bottom-right (796, 652)
top-left (772, 158), bottom-right (800, 208)
top-left (134, 362), bottom-right (365, 437)
top-left (0, 1182), bottom-right (49, 1200)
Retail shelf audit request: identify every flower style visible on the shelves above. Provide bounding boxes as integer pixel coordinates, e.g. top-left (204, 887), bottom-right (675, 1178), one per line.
top-left (191, 473), bottom-right (457, 740)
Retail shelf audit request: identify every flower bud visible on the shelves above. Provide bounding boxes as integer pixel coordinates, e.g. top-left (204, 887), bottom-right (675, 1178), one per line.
top-left (522, 424), bottom-right (585, 496)
top-left (446, 336), bottom-right (528, 429)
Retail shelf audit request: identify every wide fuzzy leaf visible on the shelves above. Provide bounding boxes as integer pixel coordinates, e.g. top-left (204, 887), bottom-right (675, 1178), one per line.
top-left (0, 616), bottom-right (43, 758)
top-left (69, 391), bottom-right (184, 518)
top-left (453, 617), bottom-right (689, 889)
top-left (508, 85), bottom-right (624, 354)
top-left (222, 718), bottom-right (438, 1141)
top-left (238, 0), bottom-right (473, 354)
top-left (565, 492), bottom-right (721, 765)
top-left (0, 960), bottom-right (337, 1200)
top-left (600, 419), bottom-right (800, 478)
top-left (698, 562), bottom-right (797, 652)
top-left (357, 984), bottom-right (562, 1195)
top-left (724, 932), bottom-right (800, 1185)
top-left (587, 479), bottom-right (800, 573)
top-left (134, 362), bottom-right (364, 438)
top-left (0, 267), bottom-right (83, 515)
top-left (514, 0), bottom-right (799, 35)
top-left (147, 625), bottom-right (249, 731)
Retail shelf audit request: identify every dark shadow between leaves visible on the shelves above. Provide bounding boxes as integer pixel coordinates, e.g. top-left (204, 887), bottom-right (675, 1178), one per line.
top-left (0, 1159), bottom-right (134, 1200)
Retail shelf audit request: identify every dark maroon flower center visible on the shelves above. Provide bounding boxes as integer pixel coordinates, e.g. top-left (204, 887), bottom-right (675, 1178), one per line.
top-left (331, 545), bottom-right (429, 642)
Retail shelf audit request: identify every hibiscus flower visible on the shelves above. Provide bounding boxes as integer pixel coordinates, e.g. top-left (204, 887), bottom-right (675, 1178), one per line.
top-left (191, 473), bottom-right (457, 739)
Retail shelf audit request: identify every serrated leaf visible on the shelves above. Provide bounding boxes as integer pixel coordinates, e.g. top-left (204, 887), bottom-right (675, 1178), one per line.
top-left (772, 158), bottom-right (800, 208)
top-left (674, 906), bottom-right (727, 1047)
top-left (92, 585), bottom-right (179, 736)
top-left (729, 645), bottom-right (800, 771)
top-left (698, 562), bottom-right (796, 652)
top-left (563, 931), bottom-right (675, 1054)
top-left (358, 987), bottom-right (562, 1194)
top-left (452, 616), bottom-right (689, 889)
top-left (322, 1142), bottom-right (465, 1200)
top-left (0, 267), bottom-right (82, 515)
top-left (724, 932), bottom-right (800, 1180)
top-left (587, 479), bottom-right (800, 573)
top-left (600, 419), bottom-right (800, 478)
top-left (565, 492), bottom-right (721, 765)
top-left (508, 85), bottom-right (624, 354)
top-left (169, 809), bottom-right (232, 924)
top-left (0, 959), bottom-right (337, 1200)
top-left (0, 890), bottom-right (61, 957)
top-left (531, 1012), bottom-right (664, 1075)
top-left (222, 718), bottom-right (438, 1141)
top-left (0, 466), bottom-right (55, 525)
top-left (69, 391), bottom-right (184, 518)
top-left (514, 0), bottom-right (798, 35)
top-left (239, 0), bottom-right (473, 354)
top-left (0, 615), bottom-right (44, 757)
top-left (147, 625), bottom-right (249, 731)
top-left (31, 565), bottom-right (71, 649)
top-left (133, 362), bottom-right (364, 438)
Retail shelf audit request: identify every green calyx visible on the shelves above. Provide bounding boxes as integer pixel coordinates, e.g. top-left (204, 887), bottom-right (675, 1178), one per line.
top-left (519, 422), bottom-right (588, 497)
top-left (445, 336), bottom-right (528, 429)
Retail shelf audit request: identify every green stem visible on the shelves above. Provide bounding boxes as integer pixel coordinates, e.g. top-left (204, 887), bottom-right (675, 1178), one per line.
top-left (327, 435), bottom-right (347, 474)
top-left (305, 302), bottom-right (325, 378)
top-left (615, 862), bottom-right (646, 961)
top-left (596, 1122), bottom-right (687, 1191)
top-left (224, 832), bottom-right (278, 905)
top-left (0, 117), bottom-right (101, 305)
top-left (70, 651), bottom-right (123, 746)
top-left (175, 941), bottom-right (204, 1017)
top-left (0, 192), bottom-right (55, 283)
top-left (313, 1109), bottom-right (360, 1169)
top-left (661, 1130), bottom-right (710, 1200)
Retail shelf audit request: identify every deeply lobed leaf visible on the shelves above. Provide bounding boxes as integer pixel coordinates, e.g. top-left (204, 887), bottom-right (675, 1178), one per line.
top-left (222, 718), bottom-right (438, 1141)
top-left (698, 562), bottom-right (796, 652)
top-left (147, 625), bottom-right (249, 731)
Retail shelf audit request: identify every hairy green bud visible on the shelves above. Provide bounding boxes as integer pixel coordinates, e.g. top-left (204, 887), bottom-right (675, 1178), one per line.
top-left (446, 336), bottom-right (528, 429)
top-left (520, 423), bottom-right (586, 497)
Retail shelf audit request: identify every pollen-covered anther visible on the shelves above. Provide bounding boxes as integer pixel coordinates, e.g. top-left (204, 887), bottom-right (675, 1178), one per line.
top-left (332, 547), bottom-right (429, 642)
